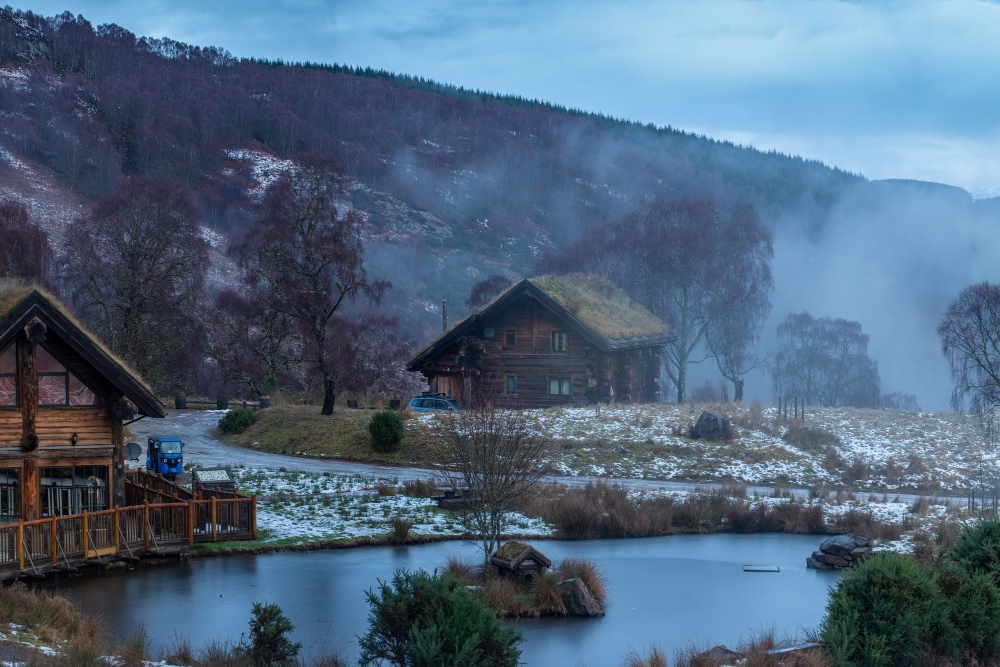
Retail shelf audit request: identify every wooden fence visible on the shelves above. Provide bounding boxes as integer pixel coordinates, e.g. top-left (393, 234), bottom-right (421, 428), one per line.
top-left (0, 474), bottom-right (257, 580)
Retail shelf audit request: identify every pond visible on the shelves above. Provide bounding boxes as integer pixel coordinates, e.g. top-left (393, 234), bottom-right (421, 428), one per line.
top-left (43, 533), bottom-right (839, 666)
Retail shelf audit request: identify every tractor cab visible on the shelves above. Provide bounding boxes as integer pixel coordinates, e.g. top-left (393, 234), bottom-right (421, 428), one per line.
top-left (146, 436), bottom-right (184, 480)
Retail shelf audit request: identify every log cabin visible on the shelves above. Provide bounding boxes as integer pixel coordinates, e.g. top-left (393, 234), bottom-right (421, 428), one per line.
top-left (0, 284), bottom-right (165, 524)
top-left (407, 275), bottom-right (674, 407)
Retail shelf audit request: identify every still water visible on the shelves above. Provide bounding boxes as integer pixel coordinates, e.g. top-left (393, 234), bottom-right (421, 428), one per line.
top-left (44, 534), bottom-right (839, 666)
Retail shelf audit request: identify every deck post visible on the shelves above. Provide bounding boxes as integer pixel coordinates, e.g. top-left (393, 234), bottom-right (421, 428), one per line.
top-left (51, 517), bottom-right (57, 565)
top-left (114, 509), bottom-right (120, 553)
top-left (82, 511), bottom-right (89, 558)
top-left (17, 523), bottom-right (23, 571)
top-left (251, 496), bottom-right (257, 540)
top-left (143, 501), bottom-right (150, 549)
top-left (211, 497), bottom-right (218, 542)
top-left (188, 499), bottom-right (195, 546)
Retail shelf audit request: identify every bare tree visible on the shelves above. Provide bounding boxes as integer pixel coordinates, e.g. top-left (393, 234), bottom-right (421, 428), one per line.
top-left (0, 199), bottom-right (52, 284)
top-left (62, 177), bottom-right (207, 392)
top-left (235, 154), bottom-right (388, 414)
top-left (939, 282), bottom-right (1000, 430)
top-left (773, 312), bottom-right (881, 408)
top-left (442, 397), bottom-right (548, 564)
top-left (465, 274), bottom-right (513, 310)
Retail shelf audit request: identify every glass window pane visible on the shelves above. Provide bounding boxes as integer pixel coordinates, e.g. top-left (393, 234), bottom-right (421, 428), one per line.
top-left (507, 376), bottom-right (516, 393)
top-left (0, 345), bottom-right (14, 374)
top-left (38, 375), bottom-right (67, 405)
top-left (36, 347), bottom-right (65, 373)
top-left (0, 377), bottom-right (15, 407)
top-left (68, 374), bottom-right (98, 406)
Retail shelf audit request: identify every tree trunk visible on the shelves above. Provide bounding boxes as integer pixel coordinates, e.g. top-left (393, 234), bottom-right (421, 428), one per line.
top-left (322, 377), bottom-right (336, 415)
top-left (734, 378), bottom-right (744, 402)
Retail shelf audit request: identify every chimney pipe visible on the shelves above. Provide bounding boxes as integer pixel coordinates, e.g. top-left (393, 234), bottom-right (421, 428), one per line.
top-left (442, 300), bottom-right (448, 332)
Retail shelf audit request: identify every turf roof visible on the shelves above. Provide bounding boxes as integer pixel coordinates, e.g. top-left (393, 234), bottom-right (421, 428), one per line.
top-left (529, 274), bottom-right (669, 340)
top-left (0, 278), bottom-right (156, 396)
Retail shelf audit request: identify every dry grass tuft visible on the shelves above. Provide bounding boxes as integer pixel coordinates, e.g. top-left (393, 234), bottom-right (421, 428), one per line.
top-left (555, 557), bottom-right (608, 604)
top-left (441, 555), bottom-right (479, 587)
top-left (402, 477), bottom-right (439, 498)
top-left (0, 581), bottom-right (103, 646)
top-left (622, 647), bottom-right (669, 667)
top-left (387, 516), bottom-right (414, 543)
top-left (374, 482), bottom-right (397, 496)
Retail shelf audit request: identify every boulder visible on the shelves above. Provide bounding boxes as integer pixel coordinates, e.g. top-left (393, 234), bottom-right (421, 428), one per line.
top-left (554, 578), bottom-right (605, 617)
top-left (806, 556), bottom-right (833, 570)
top-left (850, 547), bottom-right (870, 560)
top-left (819, 534), bottom-right (857, 558)
top-left (823, 555), bottom-right (851, 568)
top-left (692, 411), bottom-right (733, 442)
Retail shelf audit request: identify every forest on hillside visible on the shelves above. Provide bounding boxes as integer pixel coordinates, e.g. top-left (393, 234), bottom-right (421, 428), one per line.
top-left (1, 7), bottom-right (999, 408)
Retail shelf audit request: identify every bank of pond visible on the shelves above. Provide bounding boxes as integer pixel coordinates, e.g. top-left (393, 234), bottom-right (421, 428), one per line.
top-left (41, 533), bottom-right (838, 666)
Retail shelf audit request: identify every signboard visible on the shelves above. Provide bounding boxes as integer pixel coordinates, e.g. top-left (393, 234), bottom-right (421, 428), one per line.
top-left (193, 468), bottom-right (235, 486)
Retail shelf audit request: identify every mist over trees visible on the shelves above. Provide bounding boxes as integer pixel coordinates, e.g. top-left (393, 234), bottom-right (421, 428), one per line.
top-left (939, 282), bottom-right (1000, 439)
top-left (547, 198), bottom-right (773, 403)
top-left (772, 312), bottom-right (881, 408)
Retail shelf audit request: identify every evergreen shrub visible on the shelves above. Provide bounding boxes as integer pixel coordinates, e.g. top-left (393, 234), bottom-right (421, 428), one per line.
top-left (368, 410), bottom-right (404, 452)
top-left (358, 569), bottom-right (521, 667)
top-left (219, 408), bottom-right (258, 435)
top-left (243, 602), bottom-right (301, 666)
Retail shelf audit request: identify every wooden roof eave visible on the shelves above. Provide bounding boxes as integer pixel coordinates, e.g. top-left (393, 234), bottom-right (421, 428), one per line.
top-left (0, 292), bottom-right (166, 418)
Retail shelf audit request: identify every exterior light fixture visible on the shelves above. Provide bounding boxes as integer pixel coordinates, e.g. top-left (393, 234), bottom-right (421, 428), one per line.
top-left (71, 432), bottom-right (78, 445)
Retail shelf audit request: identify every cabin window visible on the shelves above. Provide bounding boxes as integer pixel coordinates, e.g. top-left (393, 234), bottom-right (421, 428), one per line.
top-left (551, 331), bottom-right (567, 353)
top-left (40, 466), bottom-right (108, 517)
top-left (505, 330), bottom-right (516, 347)
top-left (506, 376), bottom-right (517, 394)
top-left (549, 377), bottom-right (571, 396)
top-left (0, 468), bottom-right (20, 524)
top-left (0, 344), bottom-right (15, 407)
top-left (37, 347), bottom-right (98, 407)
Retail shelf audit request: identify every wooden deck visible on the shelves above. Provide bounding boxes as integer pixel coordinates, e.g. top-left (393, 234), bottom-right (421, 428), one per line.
top-left (0, 473), bottom-right (257, 580)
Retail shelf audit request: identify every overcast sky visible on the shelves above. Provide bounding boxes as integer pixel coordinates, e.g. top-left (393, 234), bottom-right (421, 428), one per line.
top-left (21, 0), bottom-right (1000, 197)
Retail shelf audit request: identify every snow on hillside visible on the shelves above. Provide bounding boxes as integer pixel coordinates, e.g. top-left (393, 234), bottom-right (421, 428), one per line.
top-left (225, 148), bottom-right (295, 202)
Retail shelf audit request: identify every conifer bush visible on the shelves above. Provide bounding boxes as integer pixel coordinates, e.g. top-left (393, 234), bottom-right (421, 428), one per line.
top-left (243, 602), bottom-right (301, 666)
top-left (219, 408), bottom-right (258, 435)
top-left (368, 410), bottom-right (404, 452)
top-left (357, 569), bottom-right (522, 667)
top-left (951, 518), bottom-right (1000, 583)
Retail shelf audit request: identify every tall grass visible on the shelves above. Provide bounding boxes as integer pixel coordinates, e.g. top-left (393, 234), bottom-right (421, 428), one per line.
top-left (527, 482), bottom-right (837, 540)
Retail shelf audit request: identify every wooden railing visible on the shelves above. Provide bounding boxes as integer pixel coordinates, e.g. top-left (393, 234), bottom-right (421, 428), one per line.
top-left (0, 488), bottom-right (256, 579)
top-left (124, 470), bottom-right (195, 501)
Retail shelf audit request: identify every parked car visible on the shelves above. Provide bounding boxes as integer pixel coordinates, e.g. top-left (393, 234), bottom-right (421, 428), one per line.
top-left (407, 394), bottom-right (462, 412)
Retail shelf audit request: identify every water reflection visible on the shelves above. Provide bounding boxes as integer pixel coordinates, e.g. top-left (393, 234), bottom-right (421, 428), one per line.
top-left (43, 534), bottom-right (839, 667)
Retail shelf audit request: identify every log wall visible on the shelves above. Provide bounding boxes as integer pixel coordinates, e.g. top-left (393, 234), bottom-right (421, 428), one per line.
top-left (424, 295), bottom-right (662, 407)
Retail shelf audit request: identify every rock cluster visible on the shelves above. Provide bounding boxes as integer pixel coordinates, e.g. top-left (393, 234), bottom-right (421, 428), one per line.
top-left (692, 411), bottom-right (734, 441)
top-left (807, 534), bottom-right (873, 569)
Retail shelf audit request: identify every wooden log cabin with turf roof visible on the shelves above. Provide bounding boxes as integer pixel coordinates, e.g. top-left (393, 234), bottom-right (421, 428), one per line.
top-left (0, 283), bottom-right (165, 524)
top-left (407, 275), bottom-right (675, 407)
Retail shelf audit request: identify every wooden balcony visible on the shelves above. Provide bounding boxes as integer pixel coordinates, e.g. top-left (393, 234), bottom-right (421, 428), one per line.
top-left (0, 473), bottom-right (257, 580)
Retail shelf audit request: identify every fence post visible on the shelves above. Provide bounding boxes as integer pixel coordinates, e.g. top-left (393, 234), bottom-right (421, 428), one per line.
top-left (144, 501), bottom-right (150, 549)
top-left (251, 495), bottom-right (257, 540)
top-left (82, 511), bottom-right (89, 558)
top-left (211, 497), bottom-right (218, 542)
top-left (17, 522), bottom-right (24, 571)
top-left (51, 517), bottom-right (57, 565)
top-left (188, 499), bottom-right (195, 546)
top-left (114, 509), bottom-right (120, 553)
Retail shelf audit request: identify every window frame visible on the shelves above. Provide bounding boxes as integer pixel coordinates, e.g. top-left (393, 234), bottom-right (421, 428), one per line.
top-left (551, 331), bottom-right (568, 353)
top-left (0, 343), bottom-right (16, 409)
top-left (506, 376), bottom-right (517, 394)
top-left (548, 377), bottom-right (572, 396)
top-left (504, 329), bottom-right (516, 348)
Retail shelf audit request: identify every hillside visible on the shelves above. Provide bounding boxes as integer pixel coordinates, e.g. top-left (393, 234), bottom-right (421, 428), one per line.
top-left (2, 7), bottom-right (1000, 406)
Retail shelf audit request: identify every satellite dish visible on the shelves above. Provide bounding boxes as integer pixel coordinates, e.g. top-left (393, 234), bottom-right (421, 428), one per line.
top-left (125, 441), bottom-right (142, 462)
top-left (483, 327), bottom-right (496, 339)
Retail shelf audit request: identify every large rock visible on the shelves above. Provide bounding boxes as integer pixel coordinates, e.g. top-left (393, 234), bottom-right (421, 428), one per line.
top-left (692, 411), bottom-right (733, 442)
top-left (554, 578), bottom-right (605, 617)
top-left (819, 534), bottom-right (857, 558)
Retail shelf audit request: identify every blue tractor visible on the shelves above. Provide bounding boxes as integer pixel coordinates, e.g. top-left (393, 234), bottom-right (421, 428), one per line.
top-left (146, 436), bottom-right (184, 480)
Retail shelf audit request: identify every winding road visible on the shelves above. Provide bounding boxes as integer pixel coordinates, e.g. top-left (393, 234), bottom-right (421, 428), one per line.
top-left (127, 409), bottom-right (960, 505)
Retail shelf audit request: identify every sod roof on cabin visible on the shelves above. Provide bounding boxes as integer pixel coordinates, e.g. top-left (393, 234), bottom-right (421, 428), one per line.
top-left (410, 274), bottom-right (670, 365)
top-left (529, 275), bottom-right (669, 341)
top-left (0, 279), bottom-right (163, 415)
top-left (489, 540), bottom-right (551, 569)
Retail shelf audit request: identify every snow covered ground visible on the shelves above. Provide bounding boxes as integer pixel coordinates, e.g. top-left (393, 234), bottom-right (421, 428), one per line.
top-left (411, 403), bottom-right (994, 493)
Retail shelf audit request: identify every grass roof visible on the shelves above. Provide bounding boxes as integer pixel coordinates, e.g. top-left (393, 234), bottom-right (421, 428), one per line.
top-left (491, 540), bottom-right (532, 564)
top-left (0, 278), bottom-right (155, 395)
top-left (529, 274), bottom-right (669, 340)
